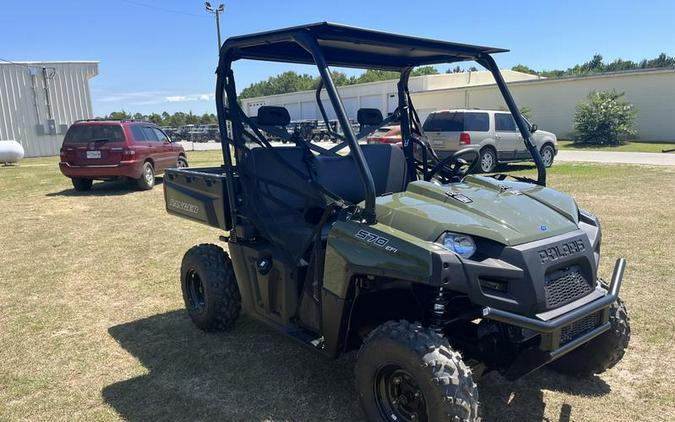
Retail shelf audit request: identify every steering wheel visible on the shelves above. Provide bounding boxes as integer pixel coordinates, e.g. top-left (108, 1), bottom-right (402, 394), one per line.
top-left (425, 148), bottom-right (480, 182)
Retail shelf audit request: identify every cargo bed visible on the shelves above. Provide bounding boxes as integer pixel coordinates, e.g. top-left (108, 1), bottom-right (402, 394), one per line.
top-left (163, 167), bottom-right (231, 230)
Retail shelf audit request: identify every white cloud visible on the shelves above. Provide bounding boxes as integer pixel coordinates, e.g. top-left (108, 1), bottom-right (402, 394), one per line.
top-left (165, 93), bottom-right (213, 102)
top-left (96, 90), bottom-right (213, 105)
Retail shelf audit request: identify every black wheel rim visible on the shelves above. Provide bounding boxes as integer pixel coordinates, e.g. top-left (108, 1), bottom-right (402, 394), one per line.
top-left (374, 365), bottom-right (428, 422)
top-left (186, 269), bottom-right (206, 313)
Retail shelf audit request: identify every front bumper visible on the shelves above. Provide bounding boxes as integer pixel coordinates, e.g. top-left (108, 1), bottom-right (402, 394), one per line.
top-left (59, 160), bottom-right (144, 179)
top-left (482, 258), bottom-right (625, 379)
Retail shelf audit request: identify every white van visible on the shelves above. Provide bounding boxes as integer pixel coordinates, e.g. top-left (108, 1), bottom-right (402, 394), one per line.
top-left (422, 109), bottom-right (558, 172)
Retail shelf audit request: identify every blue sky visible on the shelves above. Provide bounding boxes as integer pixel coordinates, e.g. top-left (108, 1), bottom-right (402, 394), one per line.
top-left (2, 0), bottom-right (673, 116)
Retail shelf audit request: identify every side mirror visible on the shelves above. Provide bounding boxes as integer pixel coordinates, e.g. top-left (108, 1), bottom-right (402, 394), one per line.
top-left (530, 123), bottom-right (538, 133)
top-left (357, 108), bottom-right (383, 127)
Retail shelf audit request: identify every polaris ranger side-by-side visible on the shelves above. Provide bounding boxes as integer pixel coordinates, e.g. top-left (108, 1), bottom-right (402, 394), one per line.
top-left (163, 23), bottom-right (630, 421)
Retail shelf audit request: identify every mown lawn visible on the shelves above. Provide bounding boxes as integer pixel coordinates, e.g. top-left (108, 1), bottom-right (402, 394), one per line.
top-left (1, 152), bottom-right (674, 421)
top-left (558, 140), bottom-right (675, 153)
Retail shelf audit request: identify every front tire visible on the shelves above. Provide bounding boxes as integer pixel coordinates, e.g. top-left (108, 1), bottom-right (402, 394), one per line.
top-left (540, 144), bottom-right (555, 168)
top-left (136, 161), bottom-right (155, 190)
top-left (71, 178), bottom-right (93, 191)
top-left (550, 286), bottom-right (630, 376)
top-left (180, 244), bottom-right (241, 331)
top-left (355, 320), bottom-right (480, 422)
top-left (478, 148), bottom-right (497, 173)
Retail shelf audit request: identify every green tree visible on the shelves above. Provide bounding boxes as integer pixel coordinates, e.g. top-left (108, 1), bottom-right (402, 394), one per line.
top-left (511, 64), bottom-right (538, 75)
top-left (574, 90), bottom-right (637, 145)
top-left (330, 71), bottom-right (353, 86)
top-left (411, 66), bottom-right (439, 76)
top-left (132, 112), bottom-right (145, 121)
top-left (185, 111), bottom-right (199, 125)
top-left (515, 53), bottom-right (674, 79)
top-left (107, 110), bottom-right (131, 120)
top-left (148, 113), bottom-right (163, 125)
top-left (199, 113), bottom-right (216, 124)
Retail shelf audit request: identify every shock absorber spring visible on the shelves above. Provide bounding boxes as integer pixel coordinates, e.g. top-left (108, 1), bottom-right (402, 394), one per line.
top-left (430, 287), bottom-right (451, 332)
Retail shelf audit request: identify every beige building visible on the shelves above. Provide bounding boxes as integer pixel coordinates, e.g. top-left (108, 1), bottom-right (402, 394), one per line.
top-left (0, 61), bottom-right (99, 157)
top-left (242, 68), bottom-right (675, 142)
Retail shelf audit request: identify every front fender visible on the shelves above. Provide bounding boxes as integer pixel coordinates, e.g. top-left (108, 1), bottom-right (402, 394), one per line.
top-left (321, 219), bottom-right (454, 356)
top-left (323, 220), bottom-right (442, 298)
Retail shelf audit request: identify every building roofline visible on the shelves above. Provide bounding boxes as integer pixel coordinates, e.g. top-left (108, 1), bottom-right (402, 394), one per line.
top-left (0, 60), bottom-right (99, 65)
top-left (239, 69), bottom-right (526, 103)
top-left (414, 66), bottom-right (675, 96)
top-left (241, 66), bottom-right (675, 103)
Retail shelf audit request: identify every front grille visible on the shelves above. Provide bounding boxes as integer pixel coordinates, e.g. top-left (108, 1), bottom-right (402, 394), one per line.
top-left (560, 311), bottom-right (602, 345)
top-left (544, 266), bottom-right (593, 309)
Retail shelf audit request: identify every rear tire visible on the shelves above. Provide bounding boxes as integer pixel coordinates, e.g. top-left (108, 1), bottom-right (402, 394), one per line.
top-left (540, 144), bottom-right (555, 168)
top-left (176, 156), bottom-right (188, 168)
top-left (355, 320), bottom-right (480, 422)
top-left (71, 178), bottom-right (93, 191)
top-left (478, 148), bottom-right (497, 173)
top-left (136, 161), bottom-right (155, 190)
top-left (180, 244), bottom-right (241, 331)
top-left (550, 285), bottom-right (630, 376)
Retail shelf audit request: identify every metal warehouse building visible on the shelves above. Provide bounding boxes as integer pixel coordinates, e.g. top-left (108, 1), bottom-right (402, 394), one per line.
top-left (0, 61), bottom-right (99, 157)
top-left (242, 68), bottom-right (675, 142)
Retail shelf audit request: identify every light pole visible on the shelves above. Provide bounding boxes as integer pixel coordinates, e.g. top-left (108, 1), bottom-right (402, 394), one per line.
top-left (205, 2), bottom-right (225, 53)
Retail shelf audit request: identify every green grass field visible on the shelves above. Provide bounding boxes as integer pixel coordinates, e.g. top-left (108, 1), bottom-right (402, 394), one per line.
top-left (558, 140), bottom-right (675, 153)
top-left (1, 152), bottom-right (674, 421)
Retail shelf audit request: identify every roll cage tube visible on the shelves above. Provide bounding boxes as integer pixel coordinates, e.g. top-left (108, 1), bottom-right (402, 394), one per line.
top-left (397, 67), bottom-right (417, 182)
top-left (293, 31), bottom-right (378, 224)
top-left (478, 54), bottom-right (547, 186)
top-left (215, 61), bottom-right (240, 239)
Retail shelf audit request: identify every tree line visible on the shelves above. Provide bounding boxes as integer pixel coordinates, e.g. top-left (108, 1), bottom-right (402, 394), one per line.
top-left (238, 53), bottom-right (673, 99)
top-left (511, 53), bottom-right (674, 78)
top-left (105, 111), bottom-right (217, 127)
top-left (239, 66), bottom-right (441, 99)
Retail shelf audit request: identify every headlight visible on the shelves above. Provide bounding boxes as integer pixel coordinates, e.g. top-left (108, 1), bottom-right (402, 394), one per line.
top-left (439, 232), bottom-right (476, 259)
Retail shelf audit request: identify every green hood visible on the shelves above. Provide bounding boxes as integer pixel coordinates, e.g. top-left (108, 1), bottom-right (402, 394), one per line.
top-left (375, 176), bottom-right (579, 246)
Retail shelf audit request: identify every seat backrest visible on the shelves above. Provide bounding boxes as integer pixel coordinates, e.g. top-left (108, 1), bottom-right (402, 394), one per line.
top-left (242, 144), bottom-right (407, 209)
top-left (314, 144), bottom-right (407, 204)
top-left (242, 147), bottom-right (315, 211)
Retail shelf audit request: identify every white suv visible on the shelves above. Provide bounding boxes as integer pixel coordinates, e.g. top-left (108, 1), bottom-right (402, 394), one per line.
top-left (422, 109), bottom-right (558, 173)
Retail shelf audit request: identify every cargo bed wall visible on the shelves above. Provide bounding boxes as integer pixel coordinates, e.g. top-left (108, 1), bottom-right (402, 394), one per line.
top-left (163, 167), bottom-right (232, 230)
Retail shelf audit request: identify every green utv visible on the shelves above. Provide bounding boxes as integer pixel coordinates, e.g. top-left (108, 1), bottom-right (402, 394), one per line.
top-left (164, 23), bottom-right (630, 421)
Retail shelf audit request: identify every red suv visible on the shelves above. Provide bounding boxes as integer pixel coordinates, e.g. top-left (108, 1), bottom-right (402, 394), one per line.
top-left (59, 120), bottom-right (187, 191)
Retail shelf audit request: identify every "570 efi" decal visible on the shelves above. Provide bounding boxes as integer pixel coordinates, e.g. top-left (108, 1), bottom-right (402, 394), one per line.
top-left (355, 229), bottom-right (398, 253)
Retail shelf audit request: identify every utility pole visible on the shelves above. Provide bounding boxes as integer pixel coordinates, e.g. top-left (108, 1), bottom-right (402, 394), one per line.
top-left (205, 2), bottom-right (225, 53)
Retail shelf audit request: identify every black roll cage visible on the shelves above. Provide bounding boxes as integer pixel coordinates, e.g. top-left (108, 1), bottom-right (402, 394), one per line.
top-left (215, 23), bottom-right (546, 234)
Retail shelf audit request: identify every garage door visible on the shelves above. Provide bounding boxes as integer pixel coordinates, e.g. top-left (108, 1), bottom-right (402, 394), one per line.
top-left (284, 103), bottom-right (301, 121)
top-left (360, 94), bottom-right (383, 112)
top-left (301, 101), bottom-right (317, 120)
top-left (342, 97), bottom-right (359, 120)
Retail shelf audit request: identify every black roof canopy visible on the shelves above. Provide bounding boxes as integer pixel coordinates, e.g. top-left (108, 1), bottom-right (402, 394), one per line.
top-left (221, 22), bottom-right (508, 70)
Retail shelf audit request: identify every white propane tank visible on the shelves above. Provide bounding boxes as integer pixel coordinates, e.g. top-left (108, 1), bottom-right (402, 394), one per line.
top-left (0, 140), bottom-right (25, 164)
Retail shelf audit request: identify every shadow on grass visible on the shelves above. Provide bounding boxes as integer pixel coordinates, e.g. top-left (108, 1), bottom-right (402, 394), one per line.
top-left (103, 311), bottom-right (610, 422)
top-left (45, 177), bottom-right (163, 197)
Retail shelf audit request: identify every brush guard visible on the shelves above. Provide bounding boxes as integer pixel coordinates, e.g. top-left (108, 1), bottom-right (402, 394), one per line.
top-left (481, 258), bottom-right (626, 380)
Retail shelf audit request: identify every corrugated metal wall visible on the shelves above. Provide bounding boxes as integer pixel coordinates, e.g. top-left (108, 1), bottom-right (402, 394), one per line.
top-left (412, 68), bottom-right (675, 141)
top-left (0, 61), bottom-right (98, 157)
